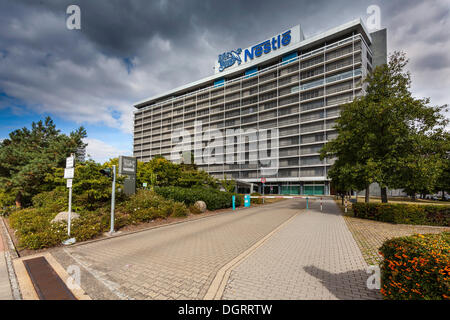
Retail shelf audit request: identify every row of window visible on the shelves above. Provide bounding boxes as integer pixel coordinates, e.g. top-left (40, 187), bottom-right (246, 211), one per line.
top-left (135, 39), bottom-right (367, 119)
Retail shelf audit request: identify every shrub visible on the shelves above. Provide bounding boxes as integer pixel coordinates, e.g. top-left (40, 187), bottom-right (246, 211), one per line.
top-left (171, 202), bottom-right (189, 217)
top-left (123, 189), bottom-right (187, 223)
top-left (32, 189), bottom-right (68, 213)
top-left (154, 186), bottom-right (239, 211)
top-left (379, 232), bottom-right (450, 300)
top-left (352, 203), bottom-right (449, 226)
top-left (250, 192), bottom-right (263, 204)
top-left (8, 208), bottom-right (106, 250)
top-left (189, 204), bottom-right (203, 214)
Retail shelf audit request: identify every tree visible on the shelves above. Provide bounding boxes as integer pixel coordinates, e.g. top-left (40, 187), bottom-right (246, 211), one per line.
top-left (434, 151), bottom-right (450, 199)
top-left (321, 52), bottom-right (448, 203)
top-left (136, 156), bottom-right (218, 189)
top-left (220, 177), bottom-right (236, 193)
top-left (45, 159), bottom-right (124, 210)
top-left (0, 117), bottom-right (87, 207)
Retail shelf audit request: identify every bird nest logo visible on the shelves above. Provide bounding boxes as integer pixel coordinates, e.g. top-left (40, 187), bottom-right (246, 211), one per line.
top-left (218, 48), bottom-right (242, 72)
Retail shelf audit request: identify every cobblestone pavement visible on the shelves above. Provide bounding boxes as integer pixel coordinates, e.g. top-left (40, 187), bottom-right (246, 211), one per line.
top-left (344, 215), bottom-right (450, 265)
top-left (0, 226), bottom-right (13, 300)
top-left (222, 199), bottom-right (381, 300)
top-left (53, 200), bottom-right (303, 300)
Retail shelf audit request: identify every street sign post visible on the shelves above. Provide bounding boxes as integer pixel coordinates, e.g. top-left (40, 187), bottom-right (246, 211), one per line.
top-left (64, 167), bottom-right (74, 179)
top-left (261, 177), bottom-right (266, 204)
top-left (119, 156), bottom-right (137, 195)
top-left (63, 154), bottom-right (76, 245)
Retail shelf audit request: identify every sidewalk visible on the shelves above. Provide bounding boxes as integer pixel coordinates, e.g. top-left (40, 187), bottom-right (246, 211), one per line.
top-left (0, 225), bottom-right (13, 300)
top-left (222, 199), bottom-right (382, 300)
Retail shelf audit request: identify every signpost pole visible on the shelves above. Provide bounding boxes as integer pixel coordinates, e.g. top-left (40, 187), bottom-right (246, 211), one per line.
top-left (110, 165), bottom-right (116, 234)
top-left (63, 154), bottom-right (75, 245)
top-left (68, 186), bottom-right (72, 236)
top-left (262, 183), bottom-right (265, 204)
top-left (345, 197), bottom-right (348, 213)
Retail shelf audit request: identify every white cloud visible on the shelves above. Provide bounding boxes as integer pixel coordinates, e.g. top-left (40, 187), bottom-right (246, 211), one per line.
top-left (84, 138), bottom-right (131, 163)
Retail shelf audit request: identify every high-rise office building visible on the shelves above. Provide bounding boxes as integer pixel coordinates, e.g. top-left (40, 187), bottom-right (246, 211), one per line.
top-left (133, 19), bottom-right (387, 195)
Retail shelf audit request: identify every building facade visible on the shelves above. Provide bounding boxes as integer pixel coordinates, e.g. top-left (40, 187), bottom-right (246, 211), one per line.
top-left (133, 19), bottom-right (387, 195)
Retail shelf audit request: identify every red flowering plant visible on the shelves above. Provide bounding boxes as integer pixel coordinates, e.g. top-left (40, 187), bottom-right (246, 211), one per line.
top-left (379, 232), bottom-right (450, 300)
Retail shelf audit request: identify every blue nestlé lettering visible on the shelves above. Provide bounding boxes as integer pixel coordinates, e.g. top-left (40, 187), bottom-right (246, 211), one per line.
top-left (244, 30), bottom-right (292, 62)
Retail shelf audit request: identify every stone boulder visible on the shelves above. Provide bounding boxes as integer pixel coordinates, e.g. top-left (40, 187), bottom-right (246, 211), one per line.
top-left (51, 211), bottom-right (80, 224)
top-left (194, 201), bottom-right (207, 213)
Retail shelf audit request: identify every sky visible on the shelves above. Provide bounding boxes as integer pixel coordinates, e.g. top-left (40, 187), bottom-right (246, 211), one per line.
top-left (1, 0), bottom-right (449, 162)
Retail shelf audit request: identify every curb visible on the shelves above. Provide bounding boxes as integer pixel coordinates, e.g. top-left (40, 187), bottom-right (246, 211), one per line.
top-left (0, 217), bottom-right (22, 300)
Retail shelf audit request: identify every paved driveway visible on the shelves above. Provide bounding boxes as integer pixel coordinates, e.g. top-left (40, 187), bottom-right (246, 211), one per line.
top-left (51, 198), bottom-right (381, 300)
top-left (222, 199), bottom-right (381, 300)
top-left (52, 200), bottom-right (303, 299)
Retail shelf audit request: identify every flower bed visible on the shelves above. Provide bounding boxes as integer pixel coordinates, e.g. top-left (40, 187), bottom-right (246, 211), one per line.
top-left (379, 232), bottom-right (450, 300)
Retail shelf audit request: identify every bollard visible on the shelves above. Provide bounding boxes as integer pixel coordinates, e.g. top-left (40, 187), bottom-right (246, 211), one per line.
top-left (345, 197), bottom-right (348, 213)
top-left (306, 196), bottom-right (309, 209)
top-left (232, 195), bottom-right (236, 211)
top-left (320, 197), bottom-right (323, 212)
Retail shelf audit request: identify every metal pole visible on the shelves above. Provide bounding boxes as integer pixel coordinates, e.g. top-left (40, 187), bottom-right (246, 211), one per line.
top-left (110, 165), bottom-right (116, 234)
top-left (262, 183), bottom-right (265, 204)
top-left (320, 197), bottom-right (323, 212)
top-left (67, 186), bottom-right (72, 236)
top-left (345, 197), bottom-right (348, 213)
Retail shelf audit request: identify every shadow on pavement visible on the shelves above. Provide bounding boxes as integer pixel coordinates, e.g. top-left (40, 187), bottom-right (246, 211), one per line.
top-left (303, 265), bottom-right (382, 300)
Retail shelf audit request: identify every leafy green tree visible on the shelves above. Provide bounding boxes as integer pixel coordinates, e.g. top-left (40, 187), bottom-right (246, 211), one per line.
top-left (0, 117), bottom-right (86, 207)
top-left (45, 158), bottom-right (124, 210)
top-left (434, 151), bottom-right (450, 199)
top-left (321, 52), bottom-right (448, 203)
top-left (220, 177), bottom-right (236, 193)
top-left (136, 156), bottom-right (217, 189)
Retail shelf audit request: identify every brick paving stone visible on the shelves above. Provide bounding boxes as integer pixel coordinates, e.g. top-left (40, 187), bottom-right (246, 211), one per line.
top-left (343, 214), bottom-right (449, 265)
top-left (222, 199), bottom-right (382, 300)
top-left (54, 200), bottom-right (300, 300)
top-left (0, 229), bottom-right (13, 300)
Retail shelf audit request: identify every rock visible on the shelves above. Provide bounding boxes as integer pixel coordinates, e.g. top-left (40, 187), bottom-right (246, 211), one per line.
top-left (51, 211), bottom-right (80, 224)
top-left (194, 201), bottom-right (207, 213)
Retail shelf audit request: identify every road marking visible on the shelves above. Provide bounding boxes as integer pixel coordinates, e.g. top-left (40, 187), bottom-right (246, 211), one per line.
top-left (203, 208), bottom-right (303, 300)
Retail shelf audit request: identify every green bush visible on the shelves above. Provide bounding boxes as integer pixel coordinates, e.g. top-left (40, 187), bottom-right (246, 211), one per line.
top-left (123, 189), bottom-right (187, 223)
top-left (379, 232), bottom-right (450, 300)
top-left (154, 186), bottom-right (240, 210)
top-left (32, 189), bottom-right (68, 213)
top-left (352, 203), bottom-right (449, 226)
top-left (250, 192), bottom-right (263, 204)
top-left (188, 204), bottom-right (203, 214)
top-left (8, 208), bottom-right (106, 250)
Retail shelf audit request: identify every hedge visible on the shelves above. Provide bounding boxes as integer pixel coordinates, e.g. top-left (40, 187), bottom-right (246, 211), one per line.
top-left (154, 186), bottom-right (241, 210)
top-left (379, 232), bottom-right (450, 300)
top-left (352, 203), bottom-right (450, 226)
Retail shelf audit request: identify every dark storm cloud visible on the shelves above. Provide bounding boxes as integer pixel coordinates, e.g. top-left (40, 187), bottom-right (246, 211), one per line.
top-left (1, 0), bottom-right (449, 134)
